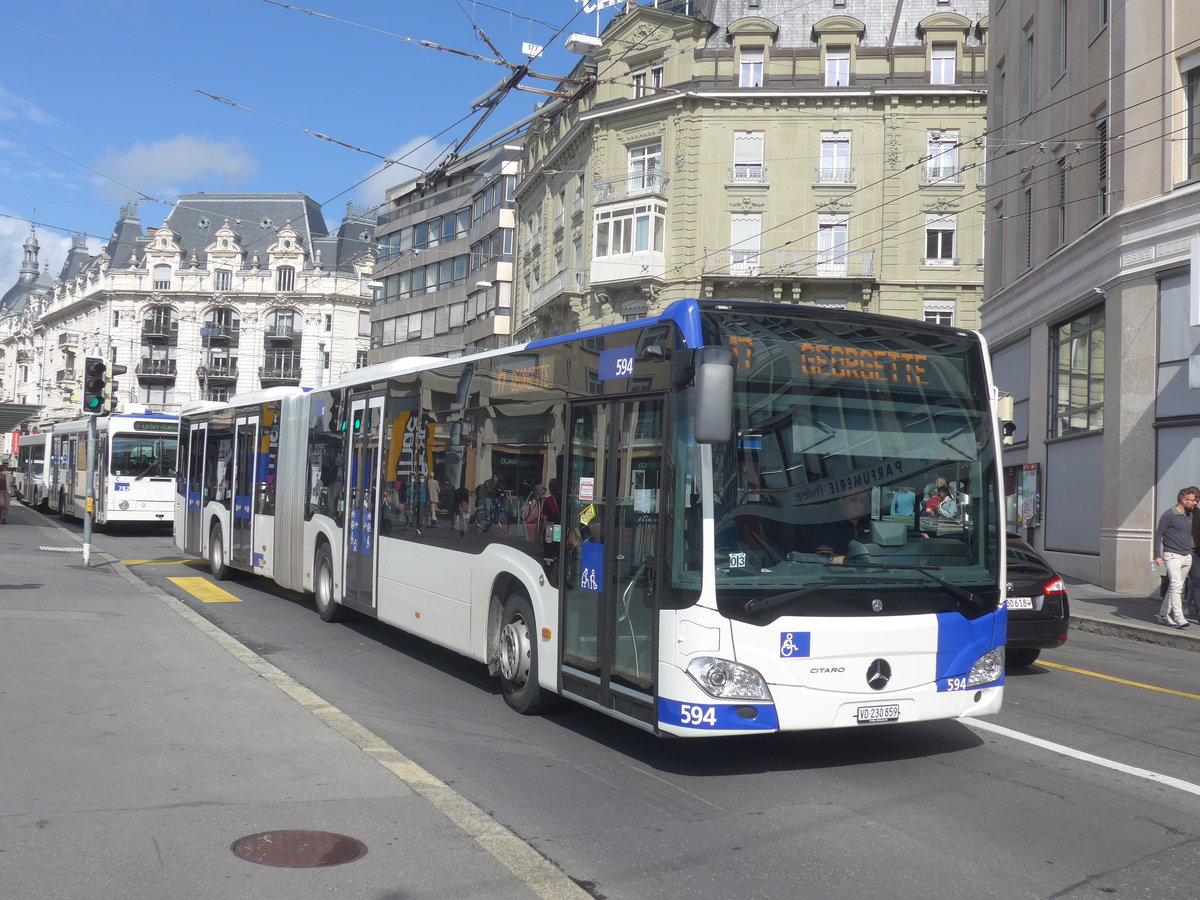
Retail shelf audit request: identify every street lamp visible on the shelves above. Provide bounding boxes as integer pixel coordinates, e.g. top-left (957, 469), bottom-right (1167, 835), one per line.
top-left (199, 323), bottom-right (219, 400)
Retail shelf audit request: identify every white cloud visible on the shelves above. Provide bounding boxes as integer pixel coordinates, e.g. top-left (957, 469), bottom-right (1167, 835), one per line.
top-left (94, 135), bottom-right (259, 200)
top-left (0, 84), bottom-right (54, 126)
top-left (354, 137), bottom-right (450, 211)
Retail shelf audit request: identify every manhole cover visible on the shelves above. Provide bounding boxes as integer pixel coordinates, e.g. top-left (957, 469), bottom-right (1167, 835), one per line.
top-left (231, 830), bottom-right (367, 868)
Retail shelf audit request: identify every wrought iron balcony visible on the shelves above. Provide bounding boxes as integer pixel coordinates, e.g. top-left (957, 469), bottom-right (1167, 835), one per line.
top-left (58, 331), bottom-right (79, 347)
top-left (259, 365), bottom-right (302, 385)
top-left (264, 324), bottom-right (301, 342)
top-left (55, 368), bottom-right (76, 384)
top-left (142, 318), bottom-right (177, 339)
top-left (593, 169), bottom-right (669, 204)
top-left (197, 363), bottom-right (239, 383)
top-left (136, 359), bottom-right (178, 379)
top-left (813, 166), bottom-right (854, 184)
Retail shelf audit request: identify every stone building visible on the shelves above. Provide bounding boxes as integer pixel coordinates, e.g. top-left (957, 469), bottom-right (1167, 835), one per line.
top-left (512, 0), bottom-right (989, 340)
top-left (982, 1), bottom-right (1200, 592)
top-left (0, 195), bottom-right (376, 425)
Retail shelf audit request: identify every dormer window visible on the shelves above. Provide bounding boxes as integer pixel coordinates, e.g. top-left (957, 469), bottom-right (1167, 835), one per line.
top-left (153, 265), bottom-right (171, 291)
top-left (825, 47), bottom-right (850, 86)
top-left (276, 266), bottom-right (295, 292)
top-left (740, 48), bottom-right (764, 87)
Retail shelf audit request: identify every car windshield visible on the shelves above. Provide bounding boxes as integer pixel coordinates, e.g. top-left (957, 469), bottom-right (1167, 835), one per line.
top-left (671, 308), bottom-right (1001, 619)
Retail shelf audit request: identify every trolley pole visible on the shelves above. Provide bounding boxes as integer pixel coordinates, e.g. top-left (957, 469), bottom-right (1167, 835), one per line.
top-left (83, 414), bottom-right (96, 566)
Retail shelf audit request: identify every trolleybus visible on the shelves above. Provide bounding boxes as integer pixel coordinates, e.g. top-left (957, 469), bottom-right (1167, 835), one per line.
top-left (15, 431), bottom-right (51, 509)
top-left (175, 299), bottom-right (1007, 736)
top-left (51, 413), bottom-right (179, 525)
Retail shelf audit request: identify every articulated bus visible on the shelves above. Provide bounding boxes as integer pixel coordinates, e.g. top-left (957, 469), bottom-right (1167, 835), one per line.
top-left (51, 413), bottom-right (179, 525)
top-left (15, 432), bottom-right (51, 509)
top-left (174, 299), bottom-right (1007, 737)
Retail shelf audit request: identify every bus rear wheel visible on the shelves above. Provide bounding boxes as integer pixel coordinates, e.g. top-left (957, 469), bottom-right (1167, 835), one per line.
top-left (498, 592), bottom-right (549, 715)
top-left (209, 524), bottom-right (230, 581)
top-left (313, 544), bottom-right (346, 623)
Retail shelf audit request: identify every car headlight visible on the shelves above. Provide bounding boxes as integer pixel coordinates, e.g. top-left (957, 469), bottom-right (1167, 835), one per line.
top-left (686, 657), bottom-right (772, 701)
top-left (966, 647), bottom-right (1005, 687)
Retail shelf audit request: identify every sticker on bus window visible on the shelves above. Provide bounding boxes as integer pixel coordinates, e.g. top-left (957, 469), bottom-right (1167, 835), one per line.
top-left (579, 503), bottom-right (596, 526)
top-left (579, 477), bottom-right (594, 501)
top-left (598, 346), bottom-right (635, 380)
top-left (580, 542), bottom-right (603, 593)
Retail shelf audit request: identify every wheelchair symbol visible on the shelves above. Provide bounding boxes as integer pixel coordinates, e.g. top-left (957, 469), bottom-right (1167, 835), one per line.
top-left (779, 631), bottom-right (810, 658)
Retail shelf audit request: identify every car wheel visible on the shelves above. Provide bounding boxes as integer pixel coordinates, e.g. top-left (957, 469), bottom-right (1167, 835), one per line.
top-left (498, 592), bottom-right (550, 714)
top-left (209, 524), bottom-right (230, 581)
top-left (313, 543), bottom-right (346, 623)
top-left (1006, 647), bottom-right (1041, 668)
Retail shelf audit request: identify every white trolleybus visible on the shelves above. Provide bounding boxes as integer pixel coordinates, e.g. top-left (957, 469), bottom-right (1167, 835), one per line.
top-left (175, 299), bottom-right (1007, 737)
top-left (15, 431), bottom-right (51, 509)
top-left (51, 413), bottom-right (179, 525)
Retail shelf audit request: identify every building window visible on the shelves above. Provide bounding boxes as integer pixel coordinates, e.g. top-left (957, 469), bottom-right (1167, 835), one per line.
top-left (1059, 0), bottom-right (1069, 74)
top-left (1095, 117), bottom-right (1109, 217)
top-left (931, 43), bottom-right (956, 85)
top-left (356, 350), bottom-right (368, 368)
top-left (594, 202), bottom-right (666, 257)
top-left (153, 265), bottom-right (171, 291)
top-left (359, 311), bottom-right (370, 336)
top-left (925, 131), bottom-right (960, 181)
top-left (1023, 186), bottom-right (1033, 270)
top-left (730, 214), bottom-right (761, 275)
top-left (924, 215), bottom-right (957, 265)
top-left (732, 131), bottom-right (765, 181)
top-left (628, 142), bottom-right (662, 192)
top-left (740, 47), bottom-right (763, 87)
top-left (818, 133), bottom-right (852, 183)
top-left (825, 47), bottom-right (850, 87)
top-left (817, 218), bottom-right (849, 272)
top-left (276, 266), bottom-right (295, 292)
top-left (113, 311), bottom-right (120, 327)
top-left (923, 300), bottom-right (956, 326)
top-left (1188, 69), bottom-right (1200, 181)
top-left (632, 64), bottom-right (663, 99)
top-left (214, 268), bottom-right (232, 292)
top-left (1050, 306), bottom-right (1105, 437)
top-left (1022, 31), bottom-right (1035, 114)
top-left (1098, 0), bottom-right (1108, 30)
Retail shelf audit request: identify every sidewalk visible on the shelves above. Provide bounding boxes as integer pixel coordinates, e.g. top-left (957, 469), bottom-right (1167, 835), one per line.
top-left (0, 503), bottom-right (585, 900)
top-left (1064, 576), bottom-right (1200, 653)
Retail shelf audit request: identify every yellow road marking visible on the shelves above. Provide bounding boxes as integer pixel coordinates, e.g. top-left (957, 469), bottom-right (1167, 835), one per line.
top-left (123, 559), bottom-right (193, 566)
top-left (1040, 660), bottom-right (1200, 701)
top-left (167, 576), bottom-right (242, 604)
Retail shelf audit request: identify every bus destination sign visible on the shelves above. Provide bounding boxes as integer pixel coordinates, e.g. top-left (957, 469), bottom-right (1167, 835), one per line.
top-left (132, 421), bottom-right (178, 433)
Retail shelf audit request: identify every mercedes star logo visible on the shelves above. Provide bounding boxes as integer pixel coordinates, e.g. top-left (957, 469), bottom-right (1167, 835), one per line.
top-left (866, 658), bottom-right (892, 691)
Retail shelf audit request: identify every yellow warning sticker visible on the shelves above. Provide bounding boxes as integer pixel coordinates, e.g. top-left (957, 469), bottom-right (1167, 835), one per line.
top-left (579, 503), bottom-right (596, 526)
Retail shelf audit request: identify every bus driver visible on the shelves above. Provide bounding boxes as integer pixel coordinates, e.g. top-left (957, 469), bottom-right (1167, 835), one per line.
top-left (809, 490), bottom-right (873, 564)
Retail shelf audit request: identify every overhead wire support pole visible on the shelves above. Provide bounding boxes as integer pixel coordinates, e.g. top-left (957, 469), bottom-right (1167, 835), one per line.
top-left (83, 414), bottom-right (96, 567)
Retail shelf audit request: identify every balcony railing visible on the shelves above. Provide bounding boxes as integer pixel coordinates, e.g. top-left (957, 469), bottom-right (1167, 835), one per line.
top-left (921, 166), bottom-right (964, 184)
top-left (58, 331), bottom-right (79, 347)
top-left (264, 324), bottom-right (301, 341)
top-left (201, 323), bottom-right (240, 342)
top-left (142, 319), bottom-right (178, 339)
top-left (728, 165), bottom-right (768, 184)
top-left (814, 166), bottom-right (855, 184)
top-left (702, 249), bottom-right (876, 279)
top-left (921, 256), bottom-right (961, 267)
top-left (16, 350), bottom-right (33, 363)
top-left (136, 359), bottom-right (178, 378)
top-left (259, 365), bottom-right (302, 383)
top-left (529, 267), bottom-right (585, 312)
top-left (594, 169), bottom-right (669, 204)
top-left (198, 363), bottom-right (239, 382)
top-left (55, 368), bottom-right (76, 384)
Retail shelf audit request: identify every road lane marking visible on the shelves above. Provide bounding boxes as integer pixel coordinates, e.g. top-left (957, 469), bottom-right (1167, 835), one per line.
top-left (167, 576), bottom-right (241, 603)
top-left (123, 559), bottom-right (193, 566)
top-left (1039, 660), bottom-right (1200, 701)
top-left (967, 719), bottom-right (1200, 797)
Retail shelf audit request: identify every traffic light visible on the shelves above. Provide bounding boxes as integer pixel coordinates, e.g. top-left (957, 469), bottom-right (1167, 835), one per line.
top-left (106, 363), bottom-right (128, 413)
top-left (82, 356), bottom-right (107, 414)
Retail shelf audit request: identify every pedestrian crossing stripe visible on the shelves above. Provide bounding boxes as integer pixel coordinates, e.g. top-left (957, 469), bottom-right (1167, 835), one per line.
top-left (167, 576), bottom-right (242, 604)
top-left (39, 546), bottom-right (83, 552)
top-left (123, 560), bottom-right (193, 566)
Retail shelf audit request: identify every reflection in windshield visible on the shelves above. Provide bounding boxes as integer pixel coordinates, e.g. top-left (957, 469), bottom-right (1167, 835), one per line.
top-left (111, 435), bottom-right (178, 478)
top-left (674, 310), bottom-right (1000, 616)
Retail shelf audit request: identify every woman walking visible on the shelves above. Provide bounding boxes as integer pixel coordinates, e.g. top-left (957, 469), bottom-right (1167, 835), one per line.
top-left (0, 462), bottom-right (13, 524)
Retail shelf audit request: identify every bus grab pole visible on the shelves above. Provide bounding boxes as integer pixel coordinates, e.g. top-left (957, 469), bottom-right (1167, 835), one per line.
top-left (83, 414), bottom-right (96, 567)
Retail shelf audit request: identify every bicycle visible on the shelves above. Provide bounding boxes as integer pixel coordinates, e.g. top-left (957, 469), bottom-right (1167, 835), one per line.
top-left (478, 488), bottom-right (512, 534)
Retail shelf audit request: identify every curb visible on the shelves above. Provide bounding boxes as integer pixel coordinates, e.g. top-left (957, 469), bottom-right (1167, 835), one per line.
top-left (1071, 614), bottom-right (1200, 653)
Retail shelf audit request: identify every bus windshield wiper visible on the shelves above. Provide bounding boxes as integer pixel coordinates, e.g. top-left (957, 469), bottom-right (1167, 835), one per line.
top-left (134, 459), bottom-right (161, 480)
top-left (841, 560), bottom-right (988, 610)
top-left (743, 578), bottom-right (900, 615)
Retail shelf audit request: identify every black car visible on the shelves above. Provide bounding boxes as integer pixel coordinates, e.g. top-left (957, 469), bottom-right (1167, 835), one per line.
top-left (1005, 533), bottom-right (1070, 667)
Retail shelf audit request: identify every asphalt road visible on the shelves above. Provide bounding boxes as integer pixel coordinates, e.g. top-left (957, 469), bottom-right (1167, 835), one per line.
top-left (58, 515), bottom-right (1200, 900)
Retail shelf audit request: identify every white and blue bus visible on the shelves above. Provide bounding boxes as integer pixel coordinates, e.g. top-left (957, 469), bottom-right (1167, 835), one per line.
top-left (174, 299), bottom-right (1007, 737)
top-left (50, 413), bottom-right (179, 525)
top-left (15, 431), bottom-right (51, 509)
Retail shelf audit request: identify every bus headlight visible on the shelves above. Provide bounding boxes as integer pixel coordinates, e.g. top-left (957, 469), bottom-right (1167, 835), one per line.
top-left (966, 647), bottom-right (1005, 687)
top-left (686, 657), bottom-right (772, 701)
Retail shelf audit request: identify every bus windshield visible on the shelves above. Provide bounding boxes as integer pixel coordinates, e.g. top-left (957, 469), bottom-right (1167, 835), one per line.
top-left (679, 309), bottom-right (1000, 618)
top-left (111, 434), bottom-right (178, 478)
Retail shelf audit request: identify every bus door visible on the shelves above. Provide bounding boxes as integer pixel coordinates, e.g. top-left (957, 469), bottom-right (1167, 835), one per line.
top-left (560, 396), bottom-right (664, 725)
top-left (344, 394), bottom-right (384, 611)
top-left (183, 422), bottom-right (207, 555)
top-left (231, 414), bottom-right (258, 569)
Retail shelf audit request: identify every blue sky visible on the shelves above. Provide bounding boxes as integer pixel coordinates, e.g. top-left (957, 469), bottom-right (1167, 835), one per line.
top-left (0, 0), bottom-right (624, 290)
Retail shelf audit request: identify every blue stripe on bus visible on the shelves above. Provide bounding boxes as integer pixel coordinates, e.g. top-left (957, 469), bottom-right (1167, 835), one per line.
top-left (524, 298), bottom-right (705, 351)
top-left (658, 697), bottom-right (780, 731)
top-left (934, 610), bottom-right (1005, 691)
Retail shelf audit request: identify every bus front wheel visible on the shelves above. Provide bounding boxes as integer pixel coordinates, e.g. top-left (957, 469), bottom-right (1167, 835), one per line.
top-left (209, 524), bottom-right (230, 581)
top-left (313, 544), bottom-right (346, 623)
top-left (498, 592), bottom-right (549, 715)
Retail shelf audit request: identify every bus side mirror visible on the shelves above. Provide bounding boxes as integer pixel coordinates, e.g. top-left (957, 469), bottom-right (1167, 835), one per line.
top-left (693, 347), bottom-right (734, 444)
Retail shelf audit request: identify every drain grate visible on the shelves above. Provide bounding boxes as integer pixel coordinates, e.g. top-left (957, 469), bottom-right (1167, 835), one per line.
top-left (231, 830), bottom-right (367, 868)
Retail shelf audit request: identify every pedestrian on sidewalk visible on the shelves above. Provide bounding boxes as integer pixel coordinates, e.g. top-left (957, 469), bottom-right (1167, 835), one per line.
top-left (0, 462), bottom-right (13, 524)
top-left (1153, 485), bottom-right (1200, 628)
top-left (1187, 504), bottom-right (1200, 621)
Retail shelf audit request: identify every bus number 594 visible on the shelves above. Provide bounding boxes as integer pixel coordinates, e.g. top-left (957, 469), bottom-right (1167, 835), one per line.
top-left (680, 704), bottom-right (718, 726)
